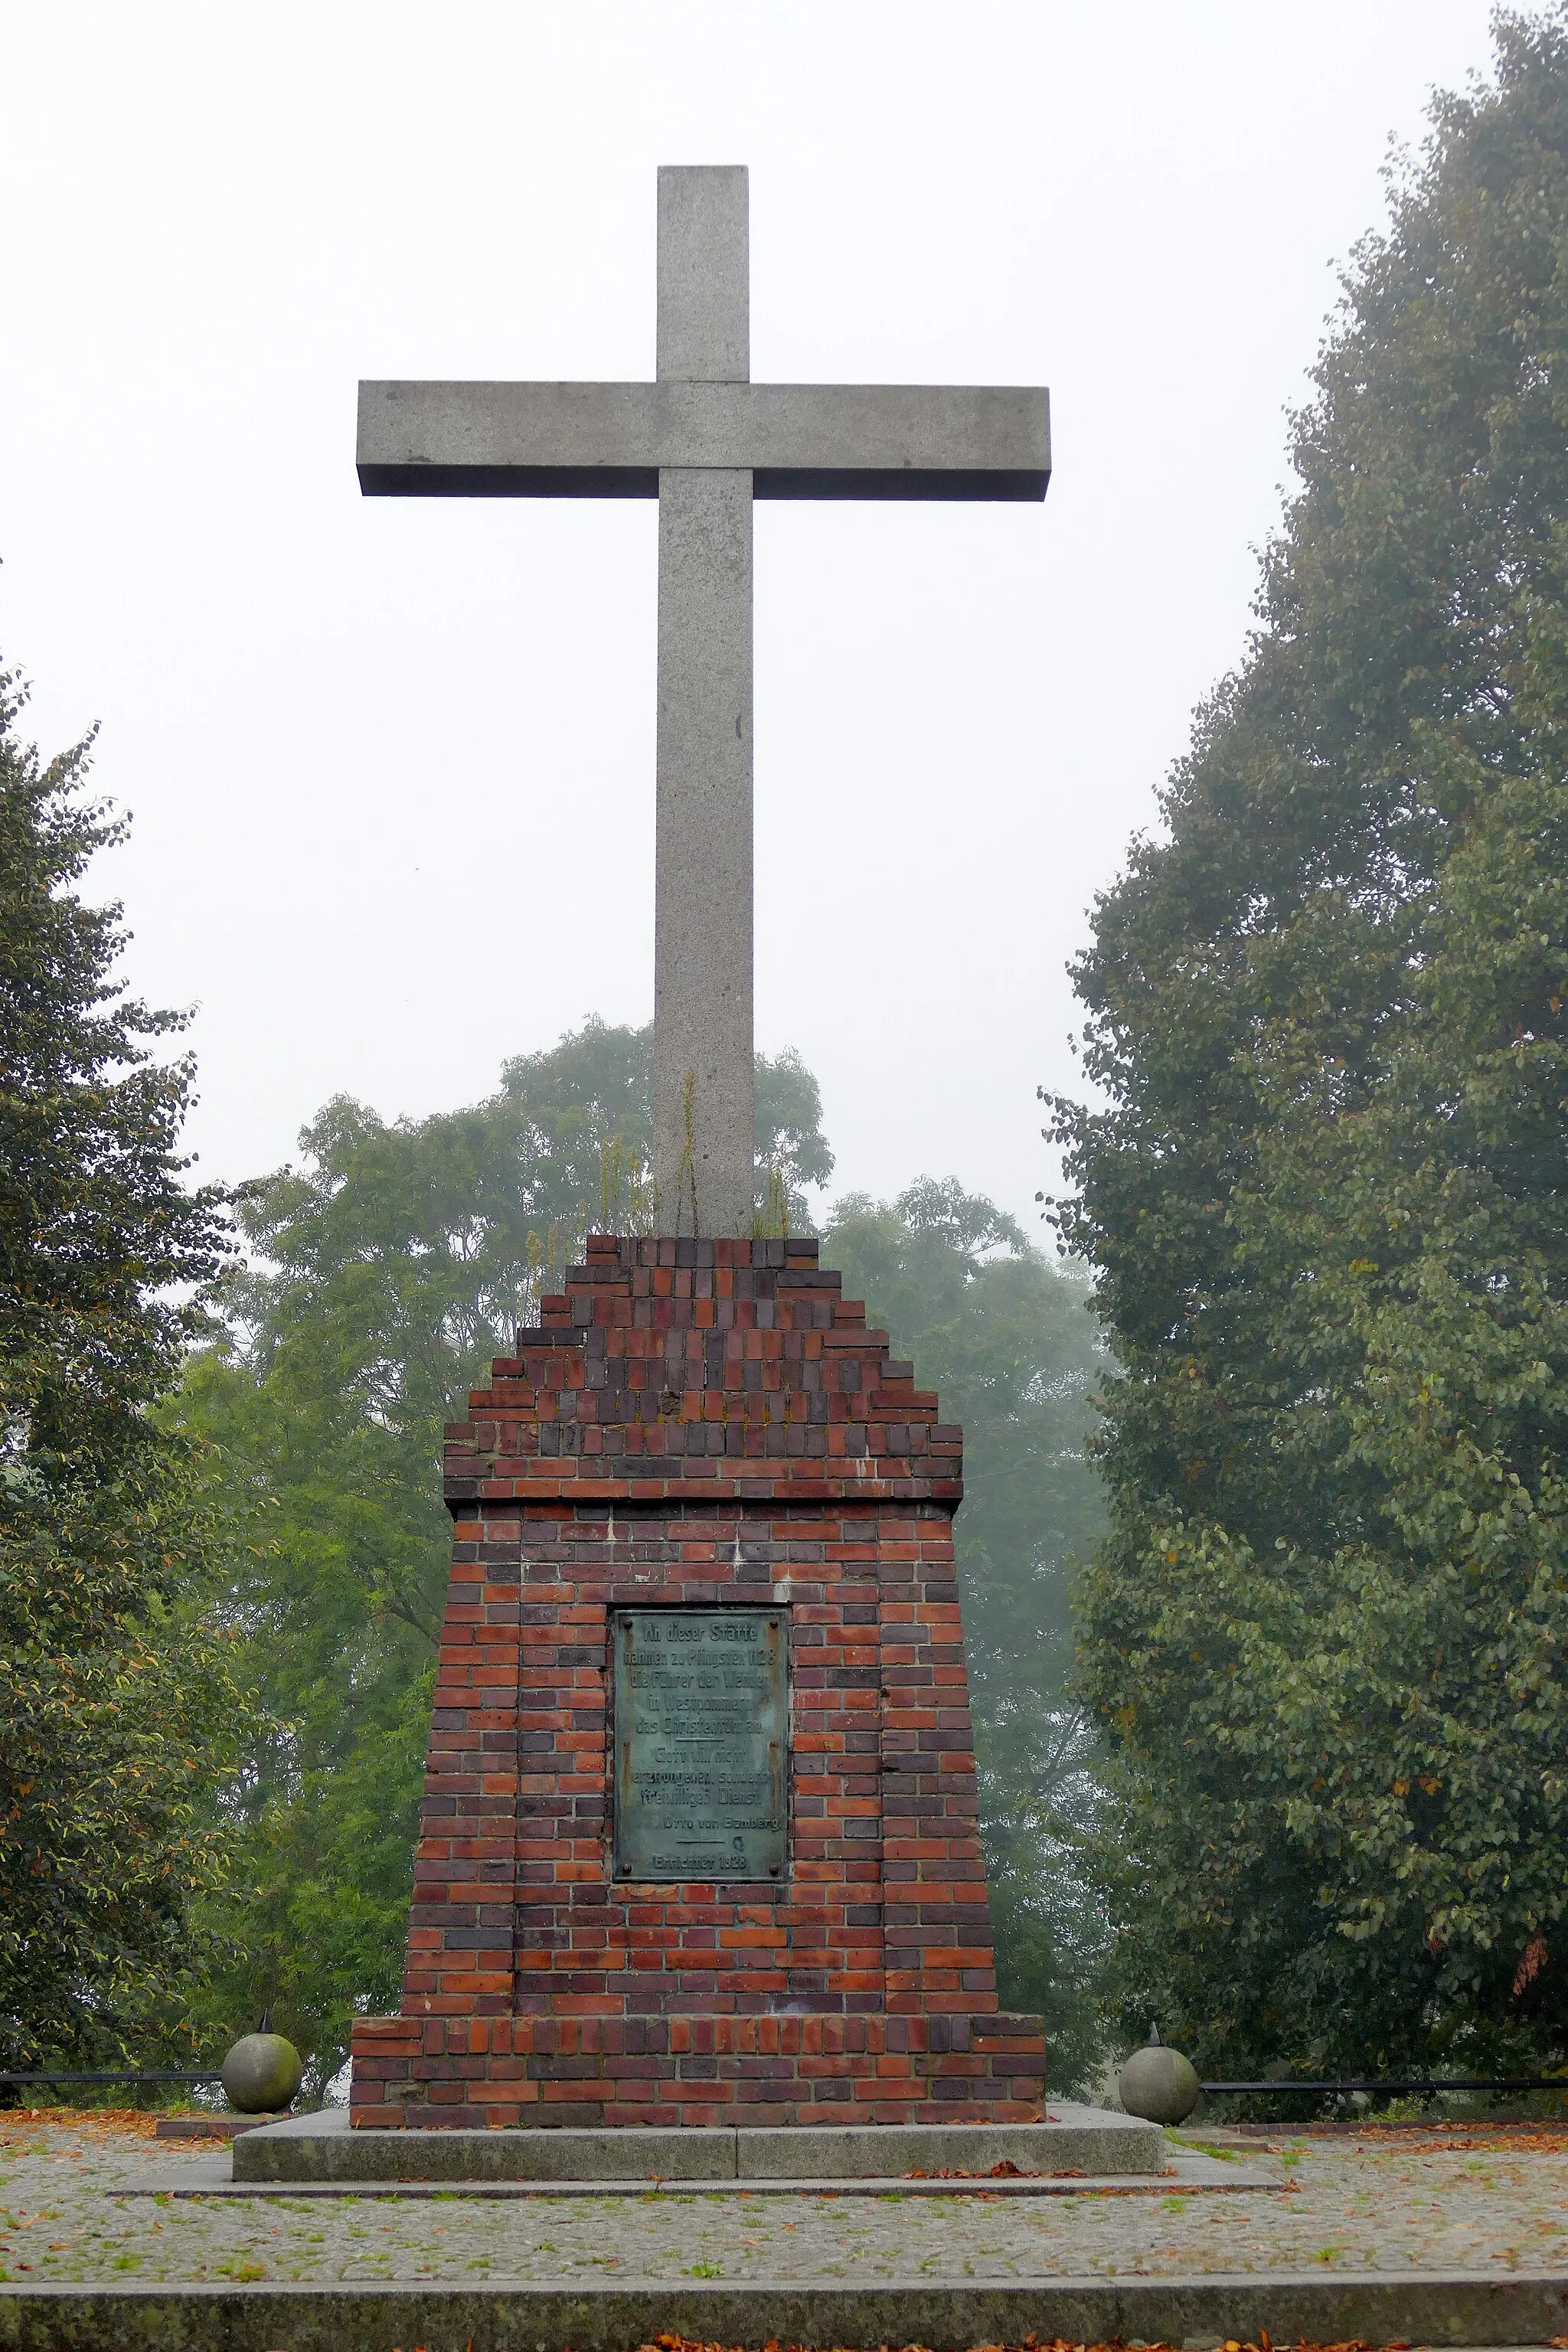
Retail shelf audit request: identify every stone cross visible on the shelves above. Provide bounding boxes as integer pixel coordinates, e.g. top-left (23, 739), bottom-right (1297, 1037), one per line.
top-left (358, 167), bottom-right (1049, 1235)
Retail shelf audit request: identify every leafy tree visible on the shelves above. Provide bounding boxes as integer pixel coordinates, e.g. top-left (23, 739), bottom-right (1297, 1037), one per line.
top-left (1050, 9), bottom-right (1568, 2079)
top-left (0, 660), bottom-right (250, 2072)
top-left (823, 1181), bottom-right (1108, 2090)
top-left (180, 1021), bottom-right (835, 2078)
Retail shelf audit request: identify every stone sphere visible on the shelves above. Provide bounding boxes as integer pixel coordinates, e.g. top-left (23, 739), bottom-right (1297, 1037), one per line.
top-left (220, 2031), bottom-right (303, 2115)
top-left (1118, 2037), bottom-right (1200, 2126)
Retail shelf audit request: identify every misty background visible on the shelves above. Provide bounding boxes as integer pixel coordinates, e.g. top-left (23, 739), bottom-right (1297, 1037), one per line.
top-left (3, 0), bottom-right (1498, 1225)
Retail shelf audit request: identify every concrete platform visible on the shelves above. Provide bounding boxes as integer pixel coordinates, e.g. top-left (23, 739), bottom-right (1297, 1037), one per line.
top-left (2, 2272), bottom-right (1565, 2350)
top-left (231, 2100), bottom-right (1163, 2184)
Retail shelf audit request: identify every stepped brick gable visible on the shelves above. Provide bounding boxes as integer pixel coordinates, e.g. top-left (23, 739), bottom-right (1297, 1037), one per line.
top-left (349, 1234), bottom-right (1046, 2128)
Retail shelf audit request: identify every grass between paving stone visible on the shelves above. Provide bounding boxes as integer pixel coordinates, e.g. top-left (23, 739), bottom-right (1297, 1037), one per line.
top-left (1169, 2135), bottom-right (1243, 2163)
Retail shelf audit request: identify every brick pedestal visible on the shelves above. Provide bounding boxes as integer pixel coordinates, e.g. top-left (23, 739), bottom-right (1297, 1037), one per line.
top-left (349, 1235), bottom-right (1044, 2128)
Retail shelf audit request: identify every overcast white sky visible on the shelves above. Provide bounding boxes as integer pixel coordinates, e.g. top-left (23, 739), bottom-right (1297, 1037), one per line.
top-left (3, 0), bottom-right (1504, 1237)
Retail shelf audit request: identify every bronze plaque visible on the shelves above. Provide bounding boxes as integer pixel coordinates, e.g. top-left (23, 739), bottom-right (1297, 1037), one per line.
top-left (612, 1609), bottom-right (787, 1882)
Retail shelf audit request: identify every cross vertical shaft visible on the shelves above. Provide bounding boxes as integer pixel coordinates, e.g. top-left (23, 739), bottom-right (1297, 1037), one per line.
top-left (354, 168), bottom-right (1050, 1236)
top-left (653, 165), bottom-right (755, 1236)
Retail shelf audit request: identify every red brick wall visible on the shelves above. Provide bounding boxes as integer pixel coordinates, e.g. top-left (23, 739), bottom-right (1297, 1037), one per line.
top-left (350, 1236), bottom-right (1044, 2127)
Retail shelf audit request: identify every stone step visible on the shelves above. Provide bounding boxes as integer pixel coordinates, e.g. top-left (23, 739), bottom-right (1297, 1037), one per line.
top-left (234, 2102), bottom-right (1162, 2184)
top-left (4, 2272), bottom-right (1563, 2347)
top-left (153, 2113), bottom-right (282, 2141)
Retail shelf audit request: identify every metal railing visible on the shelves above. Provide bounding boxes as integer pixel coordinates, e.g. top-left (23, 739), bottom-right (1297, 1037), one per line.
top-left (1200, 2076), bottom-right (1566, 2098)
top-left (0, 2072), bottom-right (224, 2089)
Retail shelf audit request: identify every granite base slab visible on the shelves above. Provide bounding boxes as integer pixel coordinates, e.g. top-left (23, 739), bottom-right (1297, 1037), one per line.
top-left (231, 2101), bottom-right (1163, 2184)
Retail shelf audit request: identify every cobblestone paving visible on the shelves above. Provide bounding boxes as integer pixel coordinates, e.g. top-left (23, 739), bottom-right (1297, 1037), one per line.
top-left (2, 2116), bottom-right (1566, 2286)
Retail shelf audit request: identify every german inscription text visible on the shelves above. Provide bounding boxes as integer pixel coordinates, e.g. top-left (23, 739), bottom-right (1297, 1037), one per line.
top-left (612, 1609), bottom-right (786, 1881)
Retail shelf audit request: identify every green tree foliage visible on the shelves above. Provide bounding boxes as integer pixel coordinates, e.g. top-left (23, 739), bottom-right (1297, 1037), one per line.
top-left (0, 662), bottom-right (250, 2069)
top-left (1050, 10), bottom-right (1568, 2078)
top-left (180, 1021), bottom-right (835, 2079)
top-left (823, 1182), bottom-right (1107, 2089)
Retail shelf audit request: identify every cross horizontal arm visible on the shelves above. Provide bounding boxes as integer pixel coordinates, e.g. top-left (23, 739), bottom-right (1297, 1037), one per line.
top-left (357, 381), bottom-right (1049, 501)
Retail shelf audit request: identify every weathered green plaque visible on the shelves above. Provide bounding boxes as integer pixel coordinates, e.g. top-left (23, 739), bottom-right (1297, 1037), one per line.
top-left (612, 1609), bottom-right (787, 1882)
